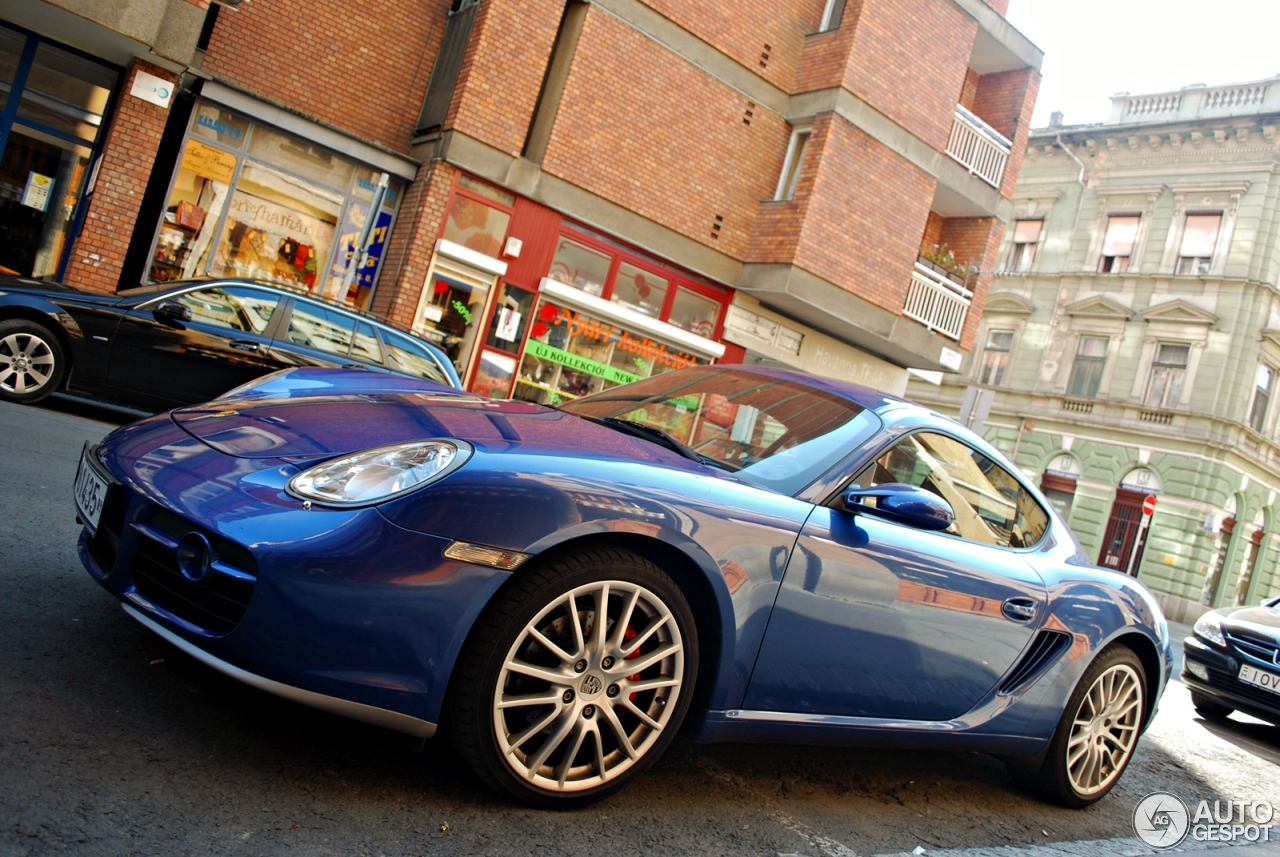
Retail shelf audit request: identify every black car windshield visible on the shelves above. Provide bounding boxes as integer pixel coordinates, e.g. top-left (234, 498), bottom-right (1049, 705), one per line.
top-left (559, 367), bottom-right (881, 495)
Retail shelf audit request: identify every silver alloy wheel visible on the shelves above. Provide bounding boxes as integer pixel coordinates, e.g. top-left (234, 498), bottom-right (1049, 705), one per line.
top-left (492, 579), bottom-right (684, 792)
top-left (1065, 662), bottom-right (1143, 796)
top-left (0, 331), bottom-right (55, 396)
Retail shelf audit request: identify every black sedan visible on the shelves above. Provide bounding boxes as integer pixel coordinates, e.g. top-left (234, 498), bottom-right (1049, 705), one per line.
top-left (0, 277), bottom-right (461, 410)
top-left (1183, 596), bottom-right (1280, 725)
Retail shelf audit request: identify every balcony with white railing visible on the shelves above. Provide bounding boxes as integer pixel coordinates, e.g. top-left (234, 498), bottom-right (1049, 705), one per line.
top-left (946, 105), bottom-right (1012, 189)
top-left (903, 262), bottom-right (973, 340)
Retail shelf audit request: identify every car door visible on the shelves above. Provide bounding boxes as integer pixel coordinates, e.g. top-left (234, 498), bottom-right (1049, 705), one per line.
top-left (744, 430), bottom-right (1049, 721)
top-left (106, 284), bottom-right (288, 409)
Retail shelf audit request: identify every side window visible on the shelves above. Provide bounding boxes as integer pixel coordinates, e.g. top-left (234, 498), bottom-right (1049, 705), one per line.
top-left (859, 431), bottom-right (1049, 548)
top-left (350, 321), bottom-right (381, 364)
top-left (381, 329), bottom-right (451, 385)
top-left (285, 301), bottom-right (356, 358)
top-left (176, 286), bottom-right (281, 334)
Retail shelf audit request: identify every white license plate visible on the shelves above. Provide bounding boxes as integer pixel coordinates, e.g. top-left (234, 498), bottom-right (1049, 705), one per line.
top-left (74, 446), bottom-right (109, 533)
top-left (1239, 663), bottom-right (1280, 696)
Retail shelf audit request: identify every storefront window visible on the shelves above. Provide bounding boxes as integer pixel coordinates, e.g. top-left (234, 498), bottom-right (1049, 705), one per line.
top-left (0, 127), bottom-right (91, 277)
top-left (191, 103), bottom-right (248, 149)
top-left (210, 161), bottom-right (341, 288)
top-left (611, 262), bottom-right (668, 318)
top-left (513, 298), bottom-right (707, 405)
top-left (247, 124), bottom-right (354, 191)
top-left (18, 42), bottom-right (114, 144)
top-left (669, 287), bottom-right (720, 338)
top-left (414, 270), bottom-right (489, 371)
top-left (442, 193), bottom-right (509, 259)
top-left (548, 237), bottom-right (611, 296)
top-left (485, 283), bottom-right (534, 351)
top-left (473, 349), bottom-right (518, 399)
top-left (150, 137), bottom-right (236, 281)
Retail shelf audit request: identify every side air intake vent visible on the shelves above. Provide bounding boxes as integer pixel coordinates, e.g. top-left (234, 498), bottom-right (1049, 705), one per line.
top-left (998, 630), bottom-right (1072, 695)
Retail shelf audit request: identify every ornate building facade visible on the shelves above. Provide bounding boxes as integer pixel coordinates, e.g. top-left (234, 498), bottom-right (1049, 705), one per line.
top-left (908, 78), bottom-right (1280, 622)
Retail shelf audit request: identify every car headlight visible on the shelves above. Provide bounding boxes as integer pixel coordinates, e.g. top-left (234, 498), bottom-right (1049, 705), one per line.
top-left (287, 440), bottom-right (470, 507)
top-left (1193, 611), bottom-right (1227, 647)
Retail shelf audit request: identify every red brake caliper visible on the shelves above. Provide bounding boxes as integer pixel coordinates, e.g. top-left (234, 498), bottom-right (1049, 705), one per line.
top-left (622, 625), bottom-right (641, 701)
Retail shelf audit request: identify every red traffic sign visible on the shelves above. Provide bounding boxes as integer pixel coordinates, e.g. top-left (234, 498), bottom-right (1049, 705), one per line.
top-left (1142, 494), bottom-right (1157, 516)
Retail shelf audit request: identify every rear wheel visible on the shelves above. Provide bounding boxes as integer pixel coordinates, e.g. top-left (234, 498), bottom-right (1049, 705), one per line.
top-left (1015, 645), bottom-right (1146, 807)
top-left (0, 319), bottom-right (64, 403)
top-left (449, 547), bottom-right (698, 807)
top-left (1190, 691), bottom-right (1233, 719)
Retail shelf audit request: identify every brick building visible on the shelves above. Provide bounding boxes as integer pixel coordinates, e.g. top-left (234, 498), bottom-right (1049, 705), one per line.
top-left (9, 0), bottom-right (1039, 399)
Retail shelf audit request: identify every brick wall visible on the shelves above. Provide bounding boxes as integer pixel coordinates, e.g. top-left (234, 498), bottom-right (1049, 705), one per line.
top-left (202, 0), bottom-right (449, 153)
top-left (842, 0), bottom-right (976, 151)
top-left (542, 6), bottom-right (786, 259)
top-left (793, 118), bottom-right (937, 316)
top-left (63, 61), bottom-right (177, 294)
top-left (745, 113), bottom-right (829, 264)
top-left (644, 0), bottom-right (820, 93)
top-left (970, 67), bottom-right (1040, 198)
top-left (445, 0), bottom-right (562, 157)
top-left (958, 67), bottom-right (978, 111)
top-left (371, 161), bottom-right (457, 328)
top-left (792, 6), bottom-right (860, 94)
top-left (921, 210), bottom-right (944, 252)
top-left (936, 215), bottom-right (1003, 349)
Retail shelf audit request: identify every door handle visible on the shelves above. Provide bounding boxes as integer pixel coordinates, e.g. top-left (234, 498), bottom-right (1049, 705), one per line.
top-left (1002, 597), bottom-right (1037, 622)
top-left (229, 340), bottom-right (260, 352)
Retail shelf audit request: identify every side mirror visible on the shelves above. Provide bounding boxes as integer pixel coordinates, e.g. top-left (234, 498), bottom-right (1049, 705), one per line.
top-left (843, 483), bottom-right (954, 531)
top-left (153, 299), bottom-right (192, 324)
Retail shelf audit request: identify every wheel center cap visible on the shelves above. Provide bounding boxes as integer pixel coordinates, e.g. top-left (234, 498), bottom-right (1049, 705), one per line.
top-left (580, 673), bottom-right (604, 698)
top-left (14, 358), bottom-right (26, 371)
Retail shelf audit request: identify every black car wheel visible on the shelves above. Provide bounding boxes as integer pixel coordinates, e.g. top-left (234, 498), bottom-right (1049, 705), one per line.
top-left (1190, 691), bottom-right (1233, 719)
top-left (449, 547), bottom-right (698, 807)
top-left (0, 319), bottom-right (65, 404)
top-left (1015, 644), bottom-right (1146, 807)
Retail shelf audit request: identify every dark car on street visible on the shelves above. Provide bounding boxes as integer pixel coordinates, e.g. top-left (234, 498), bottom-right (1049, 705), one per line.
top-left (0, 277), bottom-right (460, 410)
top-left (1183, 597), bottom-right (1280, 725)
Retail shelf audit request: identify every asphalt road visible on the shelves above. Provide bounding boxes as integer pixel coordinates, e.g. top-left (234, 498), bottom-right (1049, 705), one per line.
top-left (1, 395), bottom-right (1278, 857)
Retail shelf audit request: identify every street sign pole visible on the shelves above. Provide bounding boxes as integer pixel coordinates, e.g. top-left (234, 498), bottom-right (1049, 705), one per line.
top-left (1126, 495), bottom-right (1157, 576)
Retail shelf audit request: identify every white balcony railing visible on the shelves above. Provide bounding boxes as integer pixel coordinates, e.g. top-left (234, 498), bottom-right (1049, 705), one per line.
top-left (945, 105), bottom-right (1011, 189)
top-left (903, 263), bottom-right (973, 341)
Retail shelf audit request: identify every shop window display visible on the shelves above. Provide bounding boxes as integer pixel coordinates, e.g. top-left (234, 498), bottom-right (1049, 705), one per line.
top-left (416, 271), bottom-right (489, 372)
top-left (442, 193), bottom-right (510, 258)
top-left (151, 137), bottom-right (236, 281)
top-left (611, 262), bottom-right (668, 318)
top-left (547, 237), bottom-right (611, 296)
top-left (669, 287), bottom-right (720, 338)
top-left (514, 299), bottom-right (706, 405)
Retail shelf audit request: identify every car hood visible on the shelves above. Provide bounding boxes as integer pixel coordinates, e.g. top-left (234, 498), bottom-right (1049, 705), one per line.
top-left (169, 391), bottom-right (697, 469)
top-left (1222, 603), bottom-right (1280, 636)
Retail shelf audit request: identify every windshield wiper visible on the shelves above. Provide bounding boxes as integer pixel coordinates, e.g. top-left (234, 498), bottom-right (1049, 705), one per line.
top-left (589, 417), bottom-right (730, 470)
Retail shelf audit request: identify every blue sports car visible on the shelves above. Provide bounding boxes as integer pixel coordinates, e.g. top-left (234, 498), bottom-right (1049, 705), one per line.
top-left (74, 365), bottom-right (1170, 807)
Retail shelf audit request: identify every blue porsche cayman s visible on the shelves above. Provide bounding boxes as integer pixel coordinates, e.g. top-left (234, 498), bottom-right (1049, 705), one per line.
top-left (75, 365), bottom-right (1170, 807)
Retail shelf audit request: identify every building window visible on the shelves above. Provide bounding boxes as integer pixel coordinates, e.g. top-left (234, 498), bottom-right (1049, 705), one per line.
top-left (1144, 342), bottom-right (1190, 409)
top-left (1067, 336), bottom-right (1109, 397)
top-left (1250, 364), bottom-right (1272, 432)
top-left (774, 128), bottom-right (811, 201)
top-left (1098, 215), bottom-right (1139, 273)
top-left (979, 330), bottom-right (1013, 385)
top-left (1008, 220), bottom-right (1042, 272)
top-left (818, 0), bottom-right (847, 31)
top-left (1175, 213), bottom-right (1222, 275)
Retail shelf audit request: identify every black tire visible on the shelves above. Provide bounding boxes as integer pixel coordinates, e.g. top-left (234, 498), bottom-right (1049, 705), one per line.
top-left (448, 546), bottom-right (698, 808)
top-left (0, 319), bottom-right (66, 404)
top-left (1190, 691), bottom-right (1233, 719)
top-left (1013, 644), bottom-right (1147, 807)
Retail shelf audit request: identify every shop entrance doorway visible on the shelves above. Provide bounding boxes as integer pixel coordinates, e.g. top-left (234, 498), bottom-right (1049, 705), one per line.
top-left (0, 25), bottom-right (119, 279)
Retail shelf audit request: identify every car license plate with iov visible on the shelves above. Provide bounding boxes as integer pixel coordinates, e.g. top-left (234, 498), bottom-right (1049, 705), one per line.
top-left (74, 444), bottom-right (109, 533)
top-left (1239, 663), bottom-right (1280, 696)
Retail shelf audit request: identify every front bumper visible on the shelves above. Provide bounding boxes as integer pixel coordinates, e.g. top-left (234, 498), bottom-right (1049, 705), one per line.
top-left (77, 425), bottom-right (512, 732)
top-left (1182, 635), bottom-right (1280, 726)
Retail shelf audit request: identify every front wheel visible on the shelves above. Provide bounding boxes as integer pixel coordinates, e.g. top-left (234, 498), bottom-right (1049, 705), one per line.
top-left (1014, 644), bottom-right (1146, 807)
top-left (449, 547), bottom-right (698, 807)
top-left (0, 319), bottom-right (65, 403)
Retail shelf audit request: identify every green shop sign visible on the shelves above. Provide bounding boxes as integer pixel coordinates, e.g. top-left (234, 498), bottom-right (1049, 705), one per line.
top-left (526, 340), bottom-right (641, 385)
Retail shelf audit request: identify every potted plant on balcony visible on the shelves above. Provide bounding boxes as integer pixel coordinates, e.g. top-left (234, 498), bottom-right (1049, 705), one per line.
top-left (919, 243), bottom-right (972, 287)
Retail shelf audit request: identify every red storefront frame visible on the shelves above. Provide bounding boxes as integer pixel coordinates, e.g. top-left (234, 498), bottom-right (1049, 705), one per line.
top-left (435, 173), bottom-right (734, 398)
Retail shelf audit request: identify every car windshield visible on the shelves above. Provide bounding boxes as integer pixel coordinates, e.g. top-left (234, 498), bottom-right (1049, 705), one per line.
top-left (559, 367), bottom-right (881, 495)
